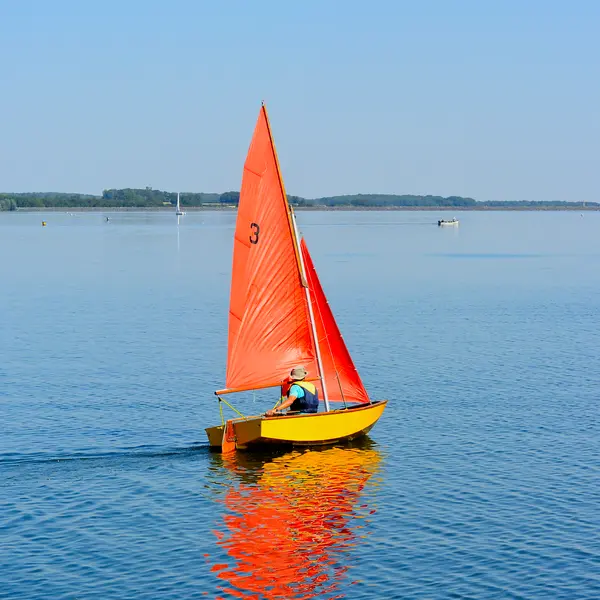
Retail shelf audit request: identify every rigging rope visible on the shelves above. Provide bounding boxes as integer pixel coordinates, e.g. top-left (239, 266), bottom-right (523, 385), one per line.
top-left (216, 395), bottom-right (245, 426)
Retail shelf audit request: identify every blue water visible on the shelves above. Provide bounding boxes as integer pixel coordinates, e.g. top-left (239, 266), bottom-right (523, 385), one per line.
top-left (1, 210), bottom-right (599, 599)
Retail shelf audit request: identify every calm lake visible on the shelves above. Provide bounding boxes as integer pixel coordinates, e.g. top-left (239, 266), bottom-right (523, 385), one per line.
top-left (1, 210), bottom-right (599, 599)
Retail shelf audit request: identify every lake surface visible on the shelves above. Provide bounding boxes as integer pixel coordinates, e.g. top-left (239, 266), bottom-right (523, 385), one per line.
top-left (1, 210), bottom-right (599, 599)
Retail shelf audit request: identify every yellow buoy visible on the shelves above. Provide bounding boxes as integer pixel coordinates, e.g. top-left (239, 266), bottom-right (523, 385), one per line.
top-left (41, 221), bottom-right (47, 226)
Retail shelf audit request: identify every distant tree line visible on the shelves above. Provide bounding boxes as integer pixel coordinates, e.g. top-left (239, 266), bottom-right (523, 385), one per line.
top-left (0, 197), bottom-right (17, 211)
top-left (0, 192), bottom-right (99, 210)
top-left (1, 189), bottom-right (598, 210)
top-left (313, 194), bottom-right (479, 207)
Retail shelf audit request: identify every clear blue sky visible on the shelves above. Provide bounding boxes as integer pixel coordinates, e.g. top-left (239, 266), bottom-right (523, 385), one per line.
top-left (1, 0), bottom-right (598, 201)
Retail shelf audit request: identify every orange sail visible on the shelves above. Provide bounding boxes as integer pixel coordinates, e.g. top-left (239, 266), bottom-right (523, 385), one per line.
top-left (301, 239), bottom-right (370, 405)
top-left (225, 105), bottom-right (317, 391)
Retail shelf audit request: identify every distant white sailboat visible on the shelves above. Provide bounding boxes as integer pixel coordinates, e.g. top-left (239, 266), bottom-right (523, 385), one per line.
top-left (176, 192), bottom-right (185, 216)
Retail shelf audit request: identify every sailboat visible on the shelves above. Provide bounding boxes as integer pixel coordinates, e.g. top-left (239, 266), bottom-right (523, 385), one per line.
top-left (175, 192), bottom-right (185, 216)
top-left (205, 103), bottom-right (387, 452)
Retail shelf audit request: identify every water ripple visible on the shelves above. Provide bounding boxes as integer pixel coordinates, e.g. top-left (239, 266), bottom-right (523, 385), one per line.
top-left (1, 211), bottom-right (599, 598)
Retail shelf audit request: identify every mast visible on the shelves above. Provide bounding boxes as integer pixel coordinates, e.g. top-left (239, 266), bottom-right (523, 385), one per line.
top-left (262, 102), bottom-right (331, 411)
top-left (261, 103), bottom-right (307, 285)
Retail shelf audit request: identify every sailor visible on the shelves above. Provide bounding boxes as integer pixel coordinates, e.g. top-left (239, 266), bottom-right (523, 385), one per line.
top-left (266, 366), bottom-right (319, 416)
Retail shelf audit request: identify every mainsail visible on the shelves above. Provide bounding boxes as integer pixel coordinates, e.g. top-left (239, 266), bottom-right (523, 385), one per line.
top-left (301, 239), bottom-right (370, 405)
top-left (225, 106), bottom-right (318, 391)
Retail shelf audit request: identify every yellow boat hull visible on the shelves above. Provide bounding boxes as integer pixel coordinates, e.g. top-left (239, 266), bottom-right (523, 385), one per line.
top-left (205, 400), bottom-right (387, 451)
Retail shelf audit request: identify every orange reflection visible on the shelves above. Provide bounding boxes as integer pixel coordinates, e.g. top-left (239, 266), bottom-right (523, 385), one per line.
top-left (211, 442), bottom-right (382, 599)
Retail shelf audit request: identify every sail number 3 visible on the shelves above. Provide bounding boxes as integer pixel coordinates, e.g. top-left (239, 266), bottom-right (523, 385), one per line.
top-left (249, 222), bottom-right (260, 244)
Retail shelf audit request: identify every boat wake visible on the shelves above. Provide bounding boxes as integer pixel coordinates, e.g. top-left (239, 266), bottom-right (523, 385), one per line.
top-left (0, 443), bottom-right (210, 466)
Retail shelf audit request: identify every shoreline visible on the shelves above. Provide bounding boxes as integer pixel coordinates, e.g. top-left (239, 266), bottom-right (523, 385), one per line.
top-left (9, 205), bottom-right (599, 213)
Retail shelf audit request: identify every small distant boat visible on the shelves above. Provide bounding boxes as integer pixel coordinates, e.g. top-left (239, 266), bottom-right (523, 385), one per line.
top-left (205, 103), bottom-right (387, 453)
top-left (175, 192), bottom-right (185, 216)
top-left (438, 218), bottom-right (459, 227)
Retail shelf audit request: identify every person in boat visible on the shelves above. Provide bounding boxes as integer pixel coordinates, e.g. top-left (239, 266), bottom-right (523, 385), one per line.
top-left (265, 367), bottom-right (319, 416)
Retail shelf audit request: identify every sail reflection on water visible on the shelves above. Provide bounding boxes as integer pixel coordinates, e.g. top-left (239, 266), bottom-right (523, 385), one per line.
top-left (210, 443), bottom-right (382, 599)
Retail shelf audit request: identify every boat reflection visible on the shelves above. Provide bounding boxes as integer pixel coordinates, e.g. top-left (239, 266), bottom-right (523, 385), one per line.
top-left (210, 440), bottom-right (382, 599)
